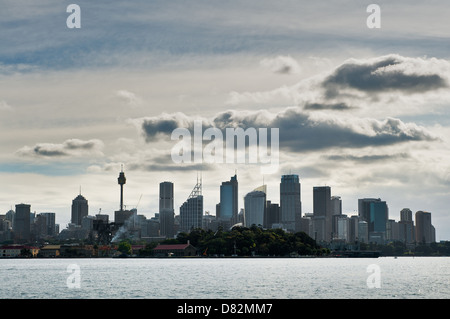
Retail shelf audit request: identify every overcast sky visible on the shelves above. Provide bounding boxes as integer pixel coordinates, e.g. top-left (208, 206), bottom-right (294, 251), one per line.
top-left (1, 1), bottom-right (450, 240)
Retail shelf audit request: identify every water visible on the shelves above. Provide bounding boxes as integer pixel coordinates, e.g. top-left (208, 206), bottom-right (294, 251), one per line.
top-left (1, 257), bottom-right (450, 299)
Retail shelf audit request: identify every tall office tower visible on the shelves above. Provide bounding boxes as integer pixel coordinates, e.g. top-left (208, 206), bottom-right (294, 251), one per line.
top-left (244, 190), bottom-right (266, 227)
top-left (219, 174), bottom-right (238, 227)
top-left (330, 196), bottom-right (342, 238)
top-left (330, 196), bottom-right (342, 215)
top-left (313, 186), bottom-right (332, 242)
top-left (280, 174), bottom-right (302, 232)
top-left (5, 209), bottom-right (15, 228)
top-left (265, 200), bottom-right (280, 229)
top-left (349, 215), bottom-right (359, 243)
top-left (369, 201), bottom-right (388, 233)
top-left (386, 219), bottom-right (399, 242)
top-left (367, 200), bottom-right (388, 244)
top-left (40, 212), bottom-right (56, 236)
top-left (415, 211), bottom-right (435, 244)
top-left (71, 194), bottom-right (88, 226)
top-left (159, 181), bottom-right (175, 238)
top-left (399, 208), bottom-right (415, 244)
top-left (400, 208), bottom-right (412, 222)
top-left (358, 220), bottom-right (368, 243)
top-left (180, 178), bottom-right (203, 233)
top-left (13, 204), bottom-right (31, 242)
top-left (336, 214), bottom-right (349, 241)
top-left (358, 198), bottom-right (381, 223)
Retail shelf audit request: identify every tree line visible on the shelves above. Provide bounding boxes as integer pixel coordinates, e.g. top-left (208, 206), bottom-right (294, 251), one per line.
top-left (138, 225), bottom-right (329, 257)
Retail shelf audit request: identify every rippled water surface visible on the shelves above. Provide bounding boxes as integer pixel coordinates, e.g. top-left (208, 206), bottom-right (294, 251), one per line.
top-left (1, 257), bottom-right (450, 299)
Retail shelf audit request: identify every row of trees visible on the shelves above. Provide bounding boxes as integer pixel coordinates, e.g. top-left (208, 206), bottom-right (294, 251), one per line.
top-left (137, 226), bottom-right (329, 257)
top-left (360, 241), bottom-right (450, 256)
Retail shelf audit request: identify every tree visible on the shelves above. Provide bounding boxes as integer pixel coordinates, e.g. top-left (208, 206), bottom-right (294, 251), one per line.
top-left (118, 240), bottom-right (132, 255)
top-left (20, 248), bottom-right (32, 258)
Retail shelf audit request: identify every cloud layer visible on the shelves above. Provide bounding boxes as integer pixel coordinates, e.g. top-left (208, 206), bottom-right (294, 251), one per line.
top-left (322, 55), bottom-right (449, 99)
top-left (133, 107), bottom-right (437, 154)
top-left (16, 139), bottom-right (104, 158)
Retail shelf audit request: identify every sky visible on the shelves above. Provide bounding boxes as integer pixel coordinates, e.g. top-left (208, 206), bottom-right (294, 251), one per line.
top-left (1, 1), bottom-right (450, 240)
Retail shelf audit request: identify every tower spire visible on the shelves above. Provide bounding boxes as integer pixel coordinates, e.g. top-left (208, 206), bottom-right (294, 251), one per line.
top-left (118, 167), bottom-right (126, 211)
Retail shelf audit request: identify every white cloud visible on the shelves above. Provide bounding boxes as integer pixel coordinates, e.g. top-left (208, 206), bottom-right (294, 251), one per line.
top-left (115, 90), bottom-right (143, 107)
top-left (260, 55), bottom-right (301, 74)
top-left (0, 100), bottom-right (12, 111)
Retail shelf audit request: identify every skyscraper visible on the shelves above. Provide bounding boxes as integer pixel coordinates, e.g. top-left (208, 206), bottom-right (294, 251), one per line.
top-left (265, 200), bottom-right (280, 229)
top-left (369, 201), bottom-right (388, 233)
top-left (313, 186), bottom-right (331, 242)
top-left (180, 178), bottom-right (203, 233)
top-left (399, 208), bottom-right (415, 244)
top-left (368, 200), bottom-right (388, 244)
top-left (159, 181), bottom-right (175, 238)
top-left (244, 190), bottom-right (266, 227)
top-left (280, 174), bottom-right (301, 232)
top-left (358, 198), bottom-right (381, 223)
top-left (13, 203), bottom-right (31, 242)
top-left (71, 194), bottom-right (88, 226)
top-left (219, 174), bottom-right (238, 227)
top-left (40, 212), bottom-right (56, 237)
top-left (330, 196), bottom-right (342, 238)
top-left (415, 211), bottom-right (435, 244)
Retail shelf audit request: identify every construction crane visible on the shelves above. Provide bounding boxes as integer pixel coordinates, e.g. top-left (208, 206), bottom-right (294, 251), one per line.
top-left (135, 194), bottom-right (143, 210)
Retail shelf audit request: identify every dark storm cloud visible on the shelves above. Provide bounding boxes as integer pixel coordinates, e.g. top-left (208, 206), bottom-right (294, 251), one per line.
top-left (33, 146), bottom-right (67, 157)
top-left (304, 102), bottom-right (354, 111)
top-left (136, 107), bottom-right (437, 153)
top-left (141, 119), bottom-right (181, 142)
top-left (322, 55), bottom-right (448, 99)
top-left (325, 153), bottom-right (410, 163)
top-left (16, 139), bottom-right (104, 158)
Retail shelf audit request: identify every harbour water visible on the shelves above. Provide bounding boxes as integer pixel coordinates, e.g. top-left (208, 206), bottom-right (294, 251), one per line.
top-left (1, 257), bottom-right (449, 299)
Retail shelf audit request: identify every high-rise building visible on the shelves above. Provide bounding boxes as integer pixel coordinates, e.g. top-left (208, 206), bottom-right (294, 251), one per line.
top-left (71, 194), bottom-right (88, 226)
top-left (331, 196), bottom-right (342, 215)
top-left (358, 198), bottom-right (381, 223)
top-left (280, 174), bottom-right (301, 232)
top-left (415, 211), bottom-right (435, 244)
top-left (336, 214), bottom-right (349, 241)
top-left (40, 212), bottom-right (56, 237)
top-left (399, 208), bottom-right (415, 244)
top-left (244, 190), bottom-right (266, 227)
top-left (159, 181), bottom-right (175, 238)
top-left (358, 220), bottom-right (368, 243)
top-left (265, 200), bottom-right (280, 229)
top-left (331, 196), bottom-right (342, 238)
top-left (180, 178), bottom-right (203, 233)
top-left (369, 201), bottom-right (388, 233)
top-left (13, 203), bottom-right (31, 242)
top-left (219, 174), bottom-right (238, 227)
top-left (349, 215), bottom-right (359, 243)
top-left (366, 200), bottom-right (388, 244)
top-left (313, 186), bottom-right (332, 242)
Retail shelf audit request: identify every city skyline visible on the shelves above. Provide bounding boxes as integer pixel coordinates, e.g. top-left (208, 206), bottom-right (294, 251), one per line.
top-left (1, 170), bottom-right (438, 244)
top-left (1, 1), bottom-right (450, 241)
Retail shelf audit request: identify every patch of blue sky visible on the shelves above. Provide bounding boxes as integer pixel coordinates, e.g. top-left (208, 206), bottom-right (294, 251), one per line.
top-left (0, 162), bottom-right (89, 177)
